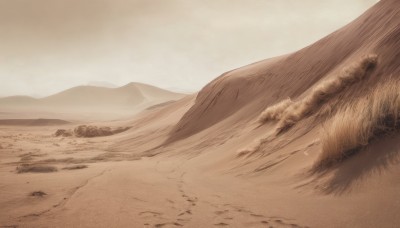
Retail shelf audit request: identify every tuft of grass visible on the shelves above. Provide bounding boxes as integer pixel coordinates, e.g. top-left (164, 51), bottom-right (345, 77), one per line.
top-left (74, 125), bottom-right (113, 137)
top-left (16, 164), bottom-right (58, 173)
top-left (315, 80), bottom-right (400, 168)
top-left (258, 98), bottom-right (293, 123)
top-left (258, 54), bottom-right (378, 132)
top-left (54, 129), bottom-right (73, 137)
top-left (74, 125), bottom-right (131, 138)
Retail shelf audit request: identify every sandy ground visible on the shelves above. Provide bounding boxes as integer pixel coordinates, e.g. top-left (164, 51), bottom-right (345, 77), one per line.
top-left (1, 116), bottom-right (400, 228)
top-left (0, 125), bottom-right (309, 228)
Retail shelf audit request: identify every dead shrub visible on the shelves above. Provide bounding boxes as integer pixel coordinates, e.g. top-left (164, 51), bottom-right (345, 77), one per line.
top-left (73, 125), bottom-right (130, 138)
top-left (74, 125), bottom-right (113, 137)
top-left (54, 129), bottom-right (73, 137)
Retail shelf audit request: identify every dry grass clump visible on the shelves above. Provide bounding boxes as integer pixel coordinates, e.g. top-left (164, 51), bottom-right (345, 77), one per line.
top-left (54, 129), bottom-right (73, 137)
top-left (279, 54), bottom-right (378, 131)
top-left (54, 126), bottom-right (130, 138)
top-left (258, 98), bottom-right (293, 122)
top-left (315, 80), bottom-right (400, 168)
top-left (74, 125), bottom-right (113, 137)
top-left (258, 54), bottom-right (378, 131)
top-left (17, 164), bottom-right (58, 173)
top-left (73, 125), bottom-right (130, 138)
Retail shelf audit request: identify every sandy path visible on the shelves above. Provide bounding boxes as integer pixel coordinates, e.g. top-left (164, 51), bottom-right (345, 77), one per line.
top-left (8, 155), bottom-right (307, 228)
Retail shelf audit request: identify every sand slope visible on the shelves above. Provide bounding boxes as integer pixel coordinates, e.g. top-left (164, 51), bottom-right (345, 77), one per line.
top-left (168, 0), bottom-right (400, 143)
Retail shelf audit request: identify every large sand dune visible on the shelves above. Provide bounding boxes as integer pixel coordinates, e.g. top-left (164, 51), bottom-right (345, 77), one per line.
top-left (1, 0), bottom-right (400, 227)
top-left (167, 0), bottom-right (399, 143)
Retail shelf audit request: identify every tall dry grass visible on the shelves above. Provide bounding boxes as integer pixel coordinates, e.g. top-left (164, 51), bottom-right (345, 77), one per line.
top-left (258, 54), bottom-right (378, 132)
top-left (316, 80), bottom-right (400, 168)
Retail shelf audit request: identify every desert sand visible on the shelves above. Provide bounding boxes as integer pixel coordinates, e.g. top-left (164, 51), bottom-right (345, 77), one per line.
top-left (1, 0), bottom-right (400, 227)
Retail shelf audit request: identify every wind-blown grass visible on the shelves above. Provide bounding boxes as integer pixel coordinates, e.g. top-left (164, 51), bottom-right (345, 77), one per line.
top-left (258, 54), bottom-right (378, 132)
top-left (316, 80), bottom-right (400, 168)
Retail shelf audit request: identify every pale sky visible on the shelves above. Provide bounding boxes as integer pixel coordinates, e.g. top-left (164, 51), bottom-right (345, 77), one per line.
top-left (0, 0), bottom-right (378, 97)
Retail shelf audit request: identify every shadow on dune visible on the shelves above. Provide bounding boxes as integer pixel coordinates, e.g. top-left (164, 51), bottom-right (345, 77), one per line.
top-left (320, 133), bottom-right (400, 195)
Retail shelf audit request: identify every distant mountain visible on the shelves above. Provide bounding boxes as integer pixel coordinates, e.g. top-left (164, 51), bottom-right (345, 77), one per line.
top-left (87, 81), bottom-right (118, 88)
top-left (0, 96), bottom-right (38, 106)
top-left (0, 82), bottom-right (186, 119)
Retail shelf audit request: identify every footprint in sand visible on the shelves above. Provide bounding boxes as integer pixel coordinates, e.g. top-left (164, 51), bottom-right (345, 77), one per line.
top-left (214, 222), bottom-right (229, 226)
top-left (138, 211), bottom-right (163, 218)
top-left (154, 222), bottom-right (183, 227)
top-left (215, 210), bottom-right (229, 215)
top-left (178, 209), bottom-right (192, 216)
top-left (250, 213), bottom-right (265, 218)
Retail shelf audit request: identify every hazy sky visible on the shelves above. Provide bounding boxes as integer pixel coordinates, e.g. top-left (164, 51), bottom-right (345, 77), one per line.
top-left (0, 0), bottom-right (378, 97)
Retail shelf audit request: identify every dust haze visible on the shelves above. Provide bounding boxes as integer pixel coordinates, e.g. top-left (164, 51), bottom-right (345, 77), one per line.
top-left (0, 0), bottom-right (376, 97)
top-left (2, 0), bottom-right (400, 227)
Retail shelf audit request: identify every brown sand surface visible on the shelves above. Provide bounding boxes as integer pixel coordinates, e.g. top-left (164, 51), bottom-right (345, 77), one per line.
top-left (1, 113), bottom-right (400, 227)
top-left (1, 0), bottom-right (400, 227)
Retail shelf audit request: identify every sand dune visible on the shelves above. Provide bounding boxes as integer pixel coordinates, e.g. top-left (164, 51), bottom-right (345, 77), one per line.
top-left (167, 0), bottom-right (399, 144)
top-left (1, 0), bottom-right (400, 227)
top-left (0, 95), bottom-right (39, 106)
top-left (0, 82), bottom-right (185, 120)
top-left (41, 82), bottom-right (184, 107)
